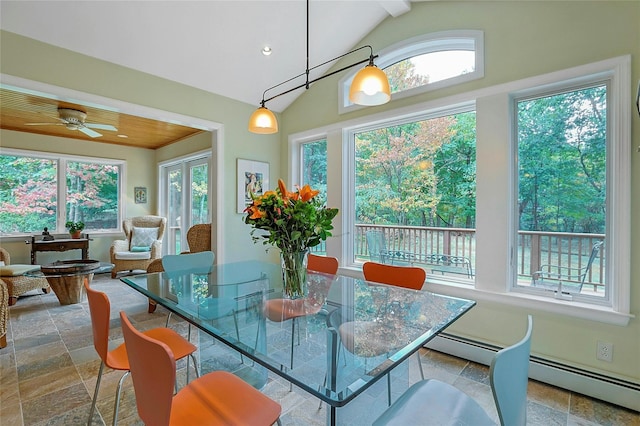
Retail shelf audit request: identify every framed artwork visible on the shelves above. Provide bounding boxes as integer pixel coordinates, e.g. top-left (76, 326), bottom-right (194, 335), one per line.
top-left (237, 159), bottom-right (269, 213)
top-left (134, 186), bottom-right (147, 204)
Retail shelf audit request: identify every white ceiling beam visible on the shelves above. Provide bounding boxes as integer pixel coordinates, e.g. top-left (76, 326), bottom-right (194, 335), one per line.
top-left (377, 0), bottom-right (412, 18)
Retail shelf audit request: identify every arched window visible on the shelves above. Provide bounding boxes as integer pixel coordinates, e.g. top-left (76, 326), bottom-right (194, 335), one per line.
top-left (339, 30), bottom-right (484, 113)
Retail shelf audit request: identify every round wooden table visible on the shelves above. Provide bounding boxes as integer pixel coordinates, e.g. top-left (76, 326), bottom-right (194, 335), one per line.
top-left (28, 260), bottom-right (105, 305)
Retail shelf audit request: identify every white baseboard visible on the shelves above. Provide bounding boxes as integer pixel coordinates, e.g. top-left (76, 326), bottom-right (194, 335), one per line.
top-left (425, 333), bottom-right (640, 412)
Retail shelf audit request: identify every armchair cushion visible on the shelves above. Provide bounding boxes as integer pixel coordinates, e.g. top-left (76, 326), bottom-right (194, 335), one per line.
top-left (131, 246), bottom-right (151, 252)
top-left (0, 264), bottom-right (41, 277)
top-left (130, 227), bottom-right (159, 249)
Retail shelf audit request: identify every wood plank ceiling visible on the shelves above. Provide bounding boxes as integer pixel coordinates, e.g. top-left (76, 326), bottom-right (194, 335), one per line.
top-left (0, 87), bottom-right (204, 150)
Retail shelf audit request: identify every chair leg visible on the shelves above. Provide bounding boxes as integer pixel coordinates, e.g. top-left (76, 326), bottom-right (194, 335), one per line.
top-left (415, 352), bottom-right (424, 380)
top-left (87, 361), bottom-right (104, 425)
top-left (288, 319), bottom-right (297, 391)
top-left (232, 311), bottom-right (244, 364)
top-left (112, 370), bottom-right (130, 426)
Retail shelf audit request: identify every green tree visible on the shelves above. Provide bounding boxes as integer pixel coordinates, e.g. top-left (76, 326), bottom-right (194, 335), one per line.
top-left (518, 85), bottom-right (606, 233)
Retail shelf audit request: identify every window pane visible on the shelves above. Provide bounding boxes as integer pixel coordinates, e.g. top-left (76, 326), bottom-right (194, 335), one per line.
top-left (301, 139), bottom-right (328, 253)
top-left (517, 85), bottom-right (607, 299)
top-left (301, 139), bottom-right (327, 199)
top-left (66, 161), bottom-right (119, 230)
top-left (168, 167), bottom-right (182, 254)
top-left (0, 155), bottom-right (57, 233)
top-left (385, 50), bottom-right (476, 93)
top-left (354, 111), bottom-right (476, 280)
top-left (190, 163), bottom-right (208, 225)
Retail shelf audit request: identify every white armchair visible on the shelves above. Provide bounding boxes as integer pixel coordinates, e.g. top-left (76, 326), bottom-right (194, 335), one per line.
top-left (110, 215), bottom-right (167, 278)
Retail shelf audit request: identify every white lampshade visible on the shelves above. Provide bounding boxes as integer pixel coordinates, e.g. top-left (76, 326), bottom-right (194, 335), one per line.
top-left (349, 64), bottom-right (391, 106)
top-left (248, 106), bottom-right (278, 134)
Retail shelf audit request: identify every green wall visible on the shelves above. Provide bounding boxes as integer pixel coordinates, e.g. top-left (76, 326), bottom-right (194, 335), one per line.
top-left (282, 1), bottom-right (640, 386)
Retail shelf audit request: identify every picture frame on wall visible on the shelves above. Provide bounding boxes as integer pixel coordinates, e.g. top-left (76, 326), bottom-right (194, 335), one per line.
top-left (134, 186), bottom-right (147, 204)
top-left (237, 159), bottom-right (269, 214)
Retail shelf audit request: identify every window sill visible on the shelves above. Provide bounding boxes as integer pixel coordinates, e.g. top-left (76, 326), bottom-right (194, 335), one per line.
top-left (424, 278), bottom-right (633, 326)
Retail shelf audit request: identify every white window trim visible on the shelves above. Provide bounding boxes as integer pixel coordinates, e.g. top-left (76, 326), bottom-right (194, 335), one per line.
top-left (506, 56), bottom-right (631, 319)
top-left (338, 30), bottom-right (485, 114)
top-left (0, 147), bottom-right (126, 237)
top-left (292, 56), bottom-right (632, 326)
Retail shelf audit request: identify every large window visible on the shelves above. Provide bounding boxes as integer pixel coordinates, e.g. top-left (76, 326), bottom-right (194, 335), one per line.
top-left (350, 109), bottom-right (477, 282)
top-left (0, 149), bottom-right (123, 235)
top-left (515, 84), bottom-right (608, 303)
top-left (292, 55), bottom-right (630, 322)
top-left (339, 30), bottom-right (484, 113)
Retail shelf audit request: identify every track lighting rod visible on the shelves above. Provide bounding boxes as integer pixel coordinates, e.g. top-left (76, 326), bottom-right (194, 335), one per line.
top-left (259, 46), bottom-right (379, 106)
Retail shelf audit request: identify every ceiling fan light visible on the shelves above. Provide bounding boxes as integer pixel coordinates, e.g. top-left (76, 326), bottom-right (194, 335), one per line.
top-left (248, 106), bottom-right (278, 134)
top-left (349, 64), bottom-right (391, 106)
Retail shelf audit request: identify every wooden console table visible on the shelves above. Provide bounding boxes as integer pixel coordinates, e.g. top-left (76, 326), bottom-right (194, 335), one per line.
top-left (28, 236), bottom-right (89, 264)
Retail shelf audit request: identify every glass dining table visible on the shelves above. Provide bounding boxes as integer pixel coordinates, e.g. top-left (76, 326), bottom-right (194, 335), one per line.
top-left (120, 260), bottom-right (476, 425)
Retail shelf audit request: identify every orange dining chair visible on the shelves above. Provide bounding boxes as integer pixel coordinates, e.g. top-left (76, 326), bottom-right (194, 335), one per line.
top-left (120, 310), bottom-right (282, 426)
top-left (307, 253), bottom-right (339, 276)
top-left (84, 279), bottom-right (199, 426)
top-left (263, 254), bottom-right (338, 388)
top-left (338, 262), bottom-right (426, 405)
top-left (362, 261), bottom-right (426, 290)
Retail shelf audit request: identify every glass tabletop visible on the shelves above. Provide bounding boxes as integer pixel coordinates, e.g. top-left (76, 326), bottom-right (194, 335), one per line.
top-left (120, 260), bottom-right (475, 408)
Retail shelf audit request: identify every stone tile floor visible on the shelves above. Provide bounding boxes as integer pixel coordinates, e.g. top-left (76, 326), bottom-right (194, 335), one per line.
top-left (1, 273), bottom-right (638, 425)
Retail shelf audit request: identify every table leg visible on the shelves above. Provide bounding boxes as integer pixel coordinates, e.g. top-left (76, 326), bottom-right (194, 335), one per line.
top-left (326, 325), bottom-right (339, 426)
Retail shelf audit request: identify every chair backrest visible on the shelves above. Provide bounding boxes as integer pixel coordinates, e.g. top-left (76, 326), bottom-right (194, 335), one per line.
top-left (123, 215), bottom-right (167, 242)
top-left (120, 311), bottom-right (175, 426)
top-left (84, 279), bottom-right (112, 363)
top-left (490, 315), bottom-right (533, 426)
top-left (308, 253), bottom-right (339, 275)
top-left (363, 261), bottom-right (425, 290)
top-left (185, 223), bottom-right (212, 253)
top-left (366, 231), bottom-right (388, 263)
top-left (580, 240), bottom-right (604, 285)
top-left (0, 247), bottom-right (10, 265)
top-left (162, 251), bottom-right (215, 274)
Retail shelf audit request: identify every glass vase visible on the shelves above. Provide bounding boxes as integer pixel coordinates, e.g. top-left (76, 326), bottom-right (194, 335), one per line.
top-left (280, 249), bottom-right (309, 299)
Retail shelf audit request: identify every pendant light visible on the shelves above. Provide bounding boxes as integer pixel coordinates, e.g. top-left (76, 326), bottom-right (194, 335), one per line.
top-left (248, 0), bottom-right (390, 134)
top-left (248, 104), bottom-right (278, 134)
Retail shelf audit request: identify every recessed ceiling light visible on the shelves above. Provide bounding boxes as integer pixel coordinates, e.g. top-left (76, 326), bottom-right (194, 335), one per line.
top-left (262, 46), bottom-right (272, 56)
top-left (117, 134), bottom-right (128, 138)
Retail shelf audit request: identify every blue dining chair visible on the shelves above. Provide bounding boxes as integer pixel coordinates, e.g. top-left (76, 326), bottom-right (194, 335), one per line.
top-left (162, 251), bottom-right (247, 362)
top-left (161, 250), bottom-right (214, 327)
top-left (373, 315), bottom-right (533, 426)
top-left (162, 250), bottom-right (214, 275)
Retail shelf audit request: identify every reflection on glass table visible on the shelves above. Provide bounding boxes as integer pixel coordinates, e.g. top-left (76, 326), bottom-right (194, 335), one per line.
top-left (120, 260), bottom-right (475, 425)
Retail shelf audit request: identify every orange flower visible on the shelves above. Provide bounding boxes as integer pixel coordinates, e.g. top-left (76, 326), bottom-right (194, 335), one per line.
top-left (248, 206), bottom-right (266, 219)
top-left (299, 184), bottom-right (319, 202)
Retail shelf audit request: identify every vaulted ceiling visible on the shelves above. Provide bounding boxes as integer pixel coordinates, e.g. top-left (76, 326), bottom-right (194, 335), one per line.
top-left (0, 1), bottom-right (412, 148)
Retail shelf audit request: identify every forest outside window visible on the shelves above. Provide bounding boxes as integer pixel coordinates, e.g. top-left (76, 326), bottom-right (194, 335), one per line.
top-left (0, 148), bottom-right (123, 236)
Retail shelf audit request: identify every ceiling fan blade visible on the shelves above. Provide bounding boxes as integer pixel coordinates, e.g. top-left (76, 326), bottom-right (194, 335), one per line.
top-left (84, 123), bottom-right (118, 131)
top-left (25, 122), bottom-right (64, 126)
top-left (79, 126), bottom-right (102, 138)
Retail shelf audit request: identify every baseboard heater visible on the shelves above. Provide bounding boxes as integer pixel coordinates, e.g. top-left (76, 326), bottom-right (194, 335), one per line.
top-left (425, 333), bottom-right (640, 412)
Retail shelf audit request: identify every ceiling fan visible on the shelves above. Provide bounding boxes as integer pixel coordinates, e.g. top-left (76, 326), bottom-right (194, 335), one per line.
top-left (25, 107), bottom-right (118, 138)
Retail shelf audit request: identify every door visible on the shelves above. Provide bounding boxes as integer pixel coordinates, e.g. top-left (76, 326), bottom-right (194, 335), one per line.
top-left (161, 155), bottom-right (210, 255)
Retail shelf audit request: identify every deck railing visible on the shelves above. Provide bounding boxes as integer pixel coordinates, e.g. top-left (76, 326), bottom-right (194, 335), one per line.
top-left (353, 224), bottom-right (605, 291)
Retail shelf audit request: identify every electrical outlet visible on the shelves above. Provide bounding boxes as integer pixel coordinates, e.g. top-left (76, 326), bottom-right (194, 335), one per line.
top-left (597, 341), bottom-right (613, 362)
